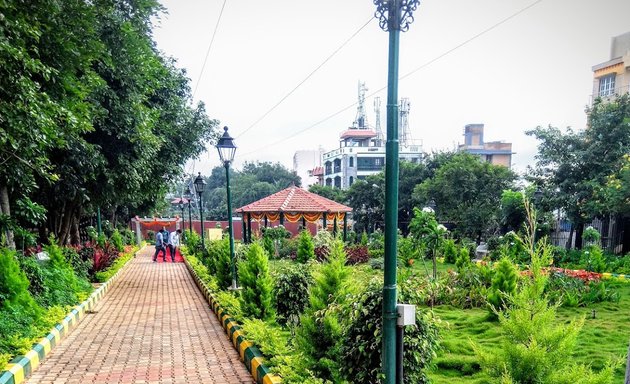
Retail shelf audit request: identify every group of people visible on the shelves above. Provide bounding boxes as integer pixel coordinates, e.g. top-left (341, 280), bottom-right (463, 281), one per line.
top-left (153, 227), bottom-right (181, 262)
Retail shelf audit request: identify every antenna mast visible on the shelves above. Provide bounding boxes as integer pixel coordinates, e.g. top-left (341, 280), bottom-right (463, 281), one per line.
top-left (399, 98), bottom-right (412, 147)
top-left (354, 81), bottom-right (368, 129)
top-left (374, 96), bottom-right (383, 145)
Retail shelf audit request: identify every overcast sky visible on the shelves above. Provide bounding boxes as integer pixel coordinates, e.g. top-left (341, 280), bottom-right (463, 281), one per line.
top-left (152, 0), bottom-right (630, 176)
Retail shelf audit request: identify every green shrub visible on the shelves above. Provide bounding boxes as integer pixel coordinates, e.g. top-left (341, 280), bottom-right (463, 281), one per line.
top-left (487, 257), bottom-right (518, 312)
top-left (39, 242), bottom-right (92, 307)
top-left (581, 245), bottom-right (607, 273)
top-left (17, 256), bottom-right (46, 298)
top-left (296, 230), bottom-right (315, 263)
top-left (441, 238), bottom-right (458, 264)
top-left (340, 278), bottom-right (440, 384)
top-left (211, 238), bottom-right (233, 291)
top-left (369, 257), bottom-right (384, 270)
top-left (119, 227), bottom-right (135, 245)
top-left (360, 231), bottom-right (368, 246)
top-left (240, 318), bottom-right (289, 362)
top-left (262, 235), bottom-right (275, 259)
top-left (215, 290), bottom-right (242, 321)
top-left (239, 243), bottom-right (274, 320)
top-left (63, 247), bottom-right (91, 279)
top-left (274, 263), bottom-right (311, 326)
top-left (110, 229), bottom-right (124, 252)
top-left (0, 249), bottom-right (37, 309)
top-left (93, 248), bottom-right (134, 283)
top-left (398, 236), bottom-right (419, 267)
top-left (295, 240), bottom-right (349, 381)
top-left (183, 250), bottom-right (219, 292)
top-left (455, 247), bottom-right (472, 272)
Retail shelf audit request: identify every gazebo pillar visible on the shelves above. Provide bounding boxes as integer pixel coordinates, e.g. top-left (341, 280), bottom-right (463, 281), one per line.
top-left (264, 216), bottom-right (268, 228)
top-left (343, 213), bottom-right (348, 242)
top-left (247, 213), bottom-right (252, 243)
top-left (333, 215), bottom-right (338, 237)
top-left (301, 216), bottom-right (306, 230)
top-left (242, 214), bottom-right (247, 241)
top-left (322, 213), bottom-right (327, 232)
top-left (279, 212), bottom-right (284, 225)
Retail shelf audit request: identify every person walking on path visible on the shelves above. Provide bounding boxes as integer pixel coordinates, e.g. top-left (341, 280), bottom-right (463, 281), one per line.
top-left (162, 228), bottom-right (171, 260)
top-left (153, 229), bottom-right (166, 262)
top-left (170, 229), bottom-right (181, 262)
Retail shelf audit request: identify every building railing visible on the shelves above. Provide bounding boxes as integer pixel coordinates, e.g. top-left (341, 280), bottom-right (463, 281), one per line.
top-left (590, 85), bottom-right (630, 104)
top-left (333, 166), bottom-right (341, 173)
top-left (357, 164), bottom-right (385, 171)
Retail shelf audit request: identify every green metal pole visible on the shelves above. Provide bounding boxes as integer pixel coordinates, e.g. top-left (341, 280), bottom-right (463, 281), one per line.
top-left (225, 164), bottom-right (237, 289)
top-left (343, 213), bottom-right (348, 242)
top-left (383, 3), bottom-right (401, 383)
top-left (188, 202), bottom-right (192, 235)
top-left (199, 195), bottom-right (205, 248)
top-left (97, 207), bottom-right (102, 237)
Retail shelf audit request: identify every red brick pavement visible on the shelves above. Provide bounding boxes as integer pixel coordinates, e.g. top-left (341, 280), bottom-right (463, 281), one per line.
top-left (26, 246), bottom-right (253, 384)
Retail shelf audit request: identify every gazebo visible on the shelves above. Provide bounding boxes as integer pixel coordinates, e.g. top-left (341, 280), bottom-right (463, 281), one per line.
top-left (236, 186), bottom-right (353, 242)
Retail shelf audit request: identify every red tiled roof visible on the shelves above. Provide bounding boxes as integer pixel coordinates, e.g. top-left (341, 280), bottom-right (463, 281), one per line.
top-left (340, 129), bottom-right (377, 139)
top-left (310, 166), bottom-right (324, 176)
top-left (236, 186), bottom-right (352, 213)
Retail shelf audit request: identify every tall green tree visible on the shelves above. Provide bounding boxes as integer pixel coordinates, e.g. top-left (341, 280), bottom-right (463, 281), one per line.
top-left (413, 152), bottom-right (516, 242)
top-left (527, 94), bottom-right (630, 248)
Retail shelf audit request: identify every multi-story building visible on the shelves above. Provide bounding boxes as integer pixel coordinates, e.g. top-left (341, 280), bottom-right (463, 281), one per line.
top-left (321, 83), bottom-right (423, 189)
top-left (458, 123), bottom-right (513, 168)
top-left (591, 31), bottom-right (630, 101)
top-left (292, 148), bottom-right (324, 187)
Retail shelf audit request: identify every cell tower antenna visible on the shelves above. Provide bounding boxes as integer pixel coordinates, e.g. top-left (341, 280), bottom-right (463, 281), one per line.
top-left (399, 98), bottom-right (412, 147)
top-left (353, 81), bottom-right (368, 129)
top-left (374, 96), bottom-right (383, 145)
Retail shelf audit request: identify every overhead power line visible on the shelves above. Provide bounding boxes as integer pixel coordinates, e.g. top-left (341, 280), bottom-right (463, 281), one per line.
top-left (239, 0), bottom-right (544, 158)
top-left (235, 16), bottom-right (375, 140)
top-left (192, 0), bottom-right (228, 100)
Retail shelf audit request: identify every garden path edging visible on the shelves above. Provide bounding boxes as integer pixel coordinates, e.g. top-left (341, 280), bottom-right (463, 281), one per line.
top-left (0, 246), bottom-right (141, 384)
top-left (183, 256), bottom-right (282, 384)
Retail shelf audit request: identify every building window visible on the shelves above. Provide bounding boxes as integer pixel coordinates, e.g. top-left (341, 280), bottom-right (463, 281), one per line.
top-left (333, 159), bottom-right (342, 173)
top-left (357, 157), bottom-right (385, 171)
top-left (334, 176), bottom-right (341, 189)
top-left (485, 154), bottom-right (493, 163)
top-left (349, 176), bottom-right (354, 186)
top-left (599, 75), bottom-right (615, 97)
top-left (349, 157), bottom-right (354, 167)
top-left (325, 161), bottom-right (332, 175)
top-left (326, 178), bottom-right (332, 187)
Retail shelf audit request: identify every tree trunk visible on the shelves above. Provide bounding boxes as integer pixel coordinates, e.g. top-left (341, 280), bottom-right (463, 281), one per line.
top-left (0, 182), bottom-right (15, 250)
top-left (58, 201), bottom-right (76, 245)
top-left (575, 222), bottom-right (585, 250)
top-left (566, 224), bottom-right (574, 249)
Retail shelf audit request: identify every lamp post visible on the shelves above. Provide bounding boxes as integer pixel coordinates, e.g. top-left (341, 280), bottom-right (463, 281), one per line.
top-left (184, 185), bottom-right (193, 235)
top-left (194, 173), bottom-right (207, 248)
top-left (216, 126), bottom-right (238, 290)
top-left (373, 1), bottom-right (421, 383)
top-left (178, 201), bottom-right (185, 231)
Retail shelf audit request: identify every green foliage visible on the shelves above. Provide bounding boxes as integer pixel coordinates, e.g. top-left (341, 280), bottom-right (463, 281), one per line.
top-left (441, 238), bottom-right (458, 264)
top-left (296, 230), bottom-right (315, 264)
top-left (62, 247), bottom-right (92, 280)
top-left (215, 291), bottom-right (242, 322)
top-left (273, 264), bottom-right (311, 326)
top-left (583, 226), bottom-right (601, 244)
top-left (340, 277), bottom-right (440, 384)
top-left (487, 257), bottom-right (518, 312)
top-left (0, 249), bottom-right (35, 309)
top-left (295, 240), bottom-right (349, 381)
top-left (239, 243), bottom-right (274, 320)
top-left (455, 247), bottom-right (472, 272)
top-left (110, 229), bottom-right (124, 252)
top-left (210, 238), bottom-right (233, 291)
top-left (240, 318), bottom-right (289, 362)
top-left (93, 247), bottom-right (136, 283)
top-left (182, 250), bottom-right (219, 292)
top-left (262, 235), bottom-right (275, 259)
top-left (360, 231), bottom-right (369, 246)
top-left (398, 235), bottom-right (420, 267)
top-left (501, 190), bottom-right (527, 233)
top-left (581, 245), bottom-right (607, 273)
top-left (186, 230), bottom-right (202, 254)
top-left (308, 185), bottom-right (347, 203)
top-left (477, 214), bottom-right (614, 384)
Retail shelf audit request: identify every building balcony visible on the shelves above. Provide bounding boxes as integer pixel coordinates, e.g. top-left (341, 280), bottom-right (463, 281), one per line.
top-left (357, 164), bottom-right (385, 171)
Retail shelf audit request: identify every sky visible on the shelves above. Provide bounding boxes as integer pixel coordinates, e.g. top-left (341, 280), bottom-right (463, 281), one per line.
top-left (152, 0), bottom-right (630, 176)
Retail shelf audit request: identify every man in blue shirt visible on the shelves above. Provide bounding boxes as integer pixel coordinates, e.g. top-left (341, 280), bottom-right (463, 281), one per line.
top-left (153, 229), bottom-right (166, 262)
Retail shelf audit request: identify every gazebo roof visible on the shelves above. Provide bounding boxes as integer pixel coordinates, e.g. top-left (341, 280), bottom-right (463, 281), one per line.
top-left (236, 186), bottom-right (352, 213)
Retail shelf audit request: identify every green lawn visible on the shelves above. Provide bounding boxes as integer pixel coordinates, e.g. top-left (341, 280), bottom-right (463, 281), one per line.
top-left (428, 282), bottom-right (630, 383)
top-left (269, 259), bottom-right (630, 382)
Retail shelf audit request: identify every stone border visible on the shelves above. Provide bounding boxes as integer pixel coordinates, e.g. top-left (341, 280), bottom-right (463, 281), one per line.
top-left (0, 247), bottom-right (140, 384)
top-left (183, 256), bottom-right (282, 384)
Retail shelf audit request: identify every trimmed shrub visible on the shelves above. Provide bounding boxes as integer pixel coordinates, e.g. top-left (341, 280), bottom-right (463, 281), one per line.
top-left (63, 247), bottom-right (91, 279)
top-left (296, 230), bottom-right (315, 263)
top-left (441, 238), bottom-right (458, 264)
top-left (110, 229), bottom-right (124, 252)
top-left (239, 243), bottom-right (274, 320)
top-left (487, 257), bottom-right (518, 312)
top-left (211, 238), bottom-right (233, 291)
top-left (274, 264), bottom-right (311, 326)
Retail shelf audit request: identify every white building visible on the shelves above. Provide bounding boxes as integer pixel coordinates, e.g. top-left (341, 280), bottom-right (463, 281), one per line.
top-left (293, 148), bottom-right (324, 187)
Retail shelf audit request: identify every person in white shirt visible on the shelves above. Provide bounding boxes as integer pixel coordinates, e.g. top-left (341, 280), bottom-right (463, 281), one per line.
top-left (169, 229), bottom-right (181, 262)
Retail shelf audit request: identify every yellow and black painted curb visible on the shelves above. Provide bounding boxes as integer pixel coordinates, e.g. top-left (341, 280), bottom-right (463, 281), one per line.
top-left (0, 247), bottom-right (140, 384)
top-left (183, 256), bottom-right (282, 384)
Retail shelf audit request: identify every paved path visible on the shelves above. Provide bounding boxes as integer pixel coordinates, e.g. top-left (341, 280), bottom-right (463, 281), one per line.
top-left (26, 246), bottom-right (253, 384)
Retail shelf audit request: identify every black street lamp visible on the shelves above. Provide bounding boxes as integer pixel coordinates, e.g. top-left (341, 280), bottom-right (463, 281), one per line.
top-left (184, 185), bottom-right (193, 235)
top-left (216, 126), bottom-right (238, 290)
top-left (178, 200), bottom-right (185, 231)
top-left (373, 1), bottom-right (421, 383)
top-left (194, 172), bottom-right (207, 248)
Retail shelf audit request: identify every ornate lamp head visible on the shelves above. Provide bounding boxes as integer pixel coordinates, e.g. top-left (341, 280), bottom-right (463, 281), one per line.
top-left (373, 0), bottom-right (421, 32)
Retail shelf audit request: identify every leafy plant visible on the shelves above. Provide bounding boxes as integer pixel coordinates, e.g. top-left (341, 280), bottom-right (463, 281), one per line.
top-left (296, 230), bottom-right (315, 264)
top-left (274, 263), bottom-right (311, 326)
top-left (239, 242), bottom-right (274, 320)
top-left (240, 318), bottom-right (289, 361)
top-left (210, 238), bottom-right (233, 291)
top-left (110, 229), bottom-right (124, 252)
top-left (345, 244), bottom-right (369, 265)
top-left (487, 257), bottom-right (518, 312)
top-left (441, 238), bottom-right (458, 264)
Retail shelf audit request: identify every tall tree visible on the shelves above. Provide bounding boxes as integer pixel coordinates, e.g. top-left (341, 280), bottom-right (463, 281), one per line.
top-left (413, 152), bottom-right (516, 242)
top-left (527, 94), bottom-right (630, 248)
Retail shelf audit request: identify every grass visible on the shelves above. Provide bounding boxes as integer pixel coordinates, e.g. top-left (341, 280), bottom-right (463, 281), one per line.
top-left (428, 281), bottom-right (630, 383)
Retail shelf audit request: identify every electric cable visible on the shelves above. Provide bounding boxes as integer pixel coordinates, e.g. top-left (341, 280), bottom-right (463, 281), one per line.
top-left (239, 0), bottom-right (543, 157)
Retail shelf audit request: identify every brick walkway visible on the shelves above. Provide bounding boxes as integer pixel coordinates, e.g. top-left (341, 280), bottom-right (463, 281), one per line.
top-left (26, 246), bottom-right (253, 384)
